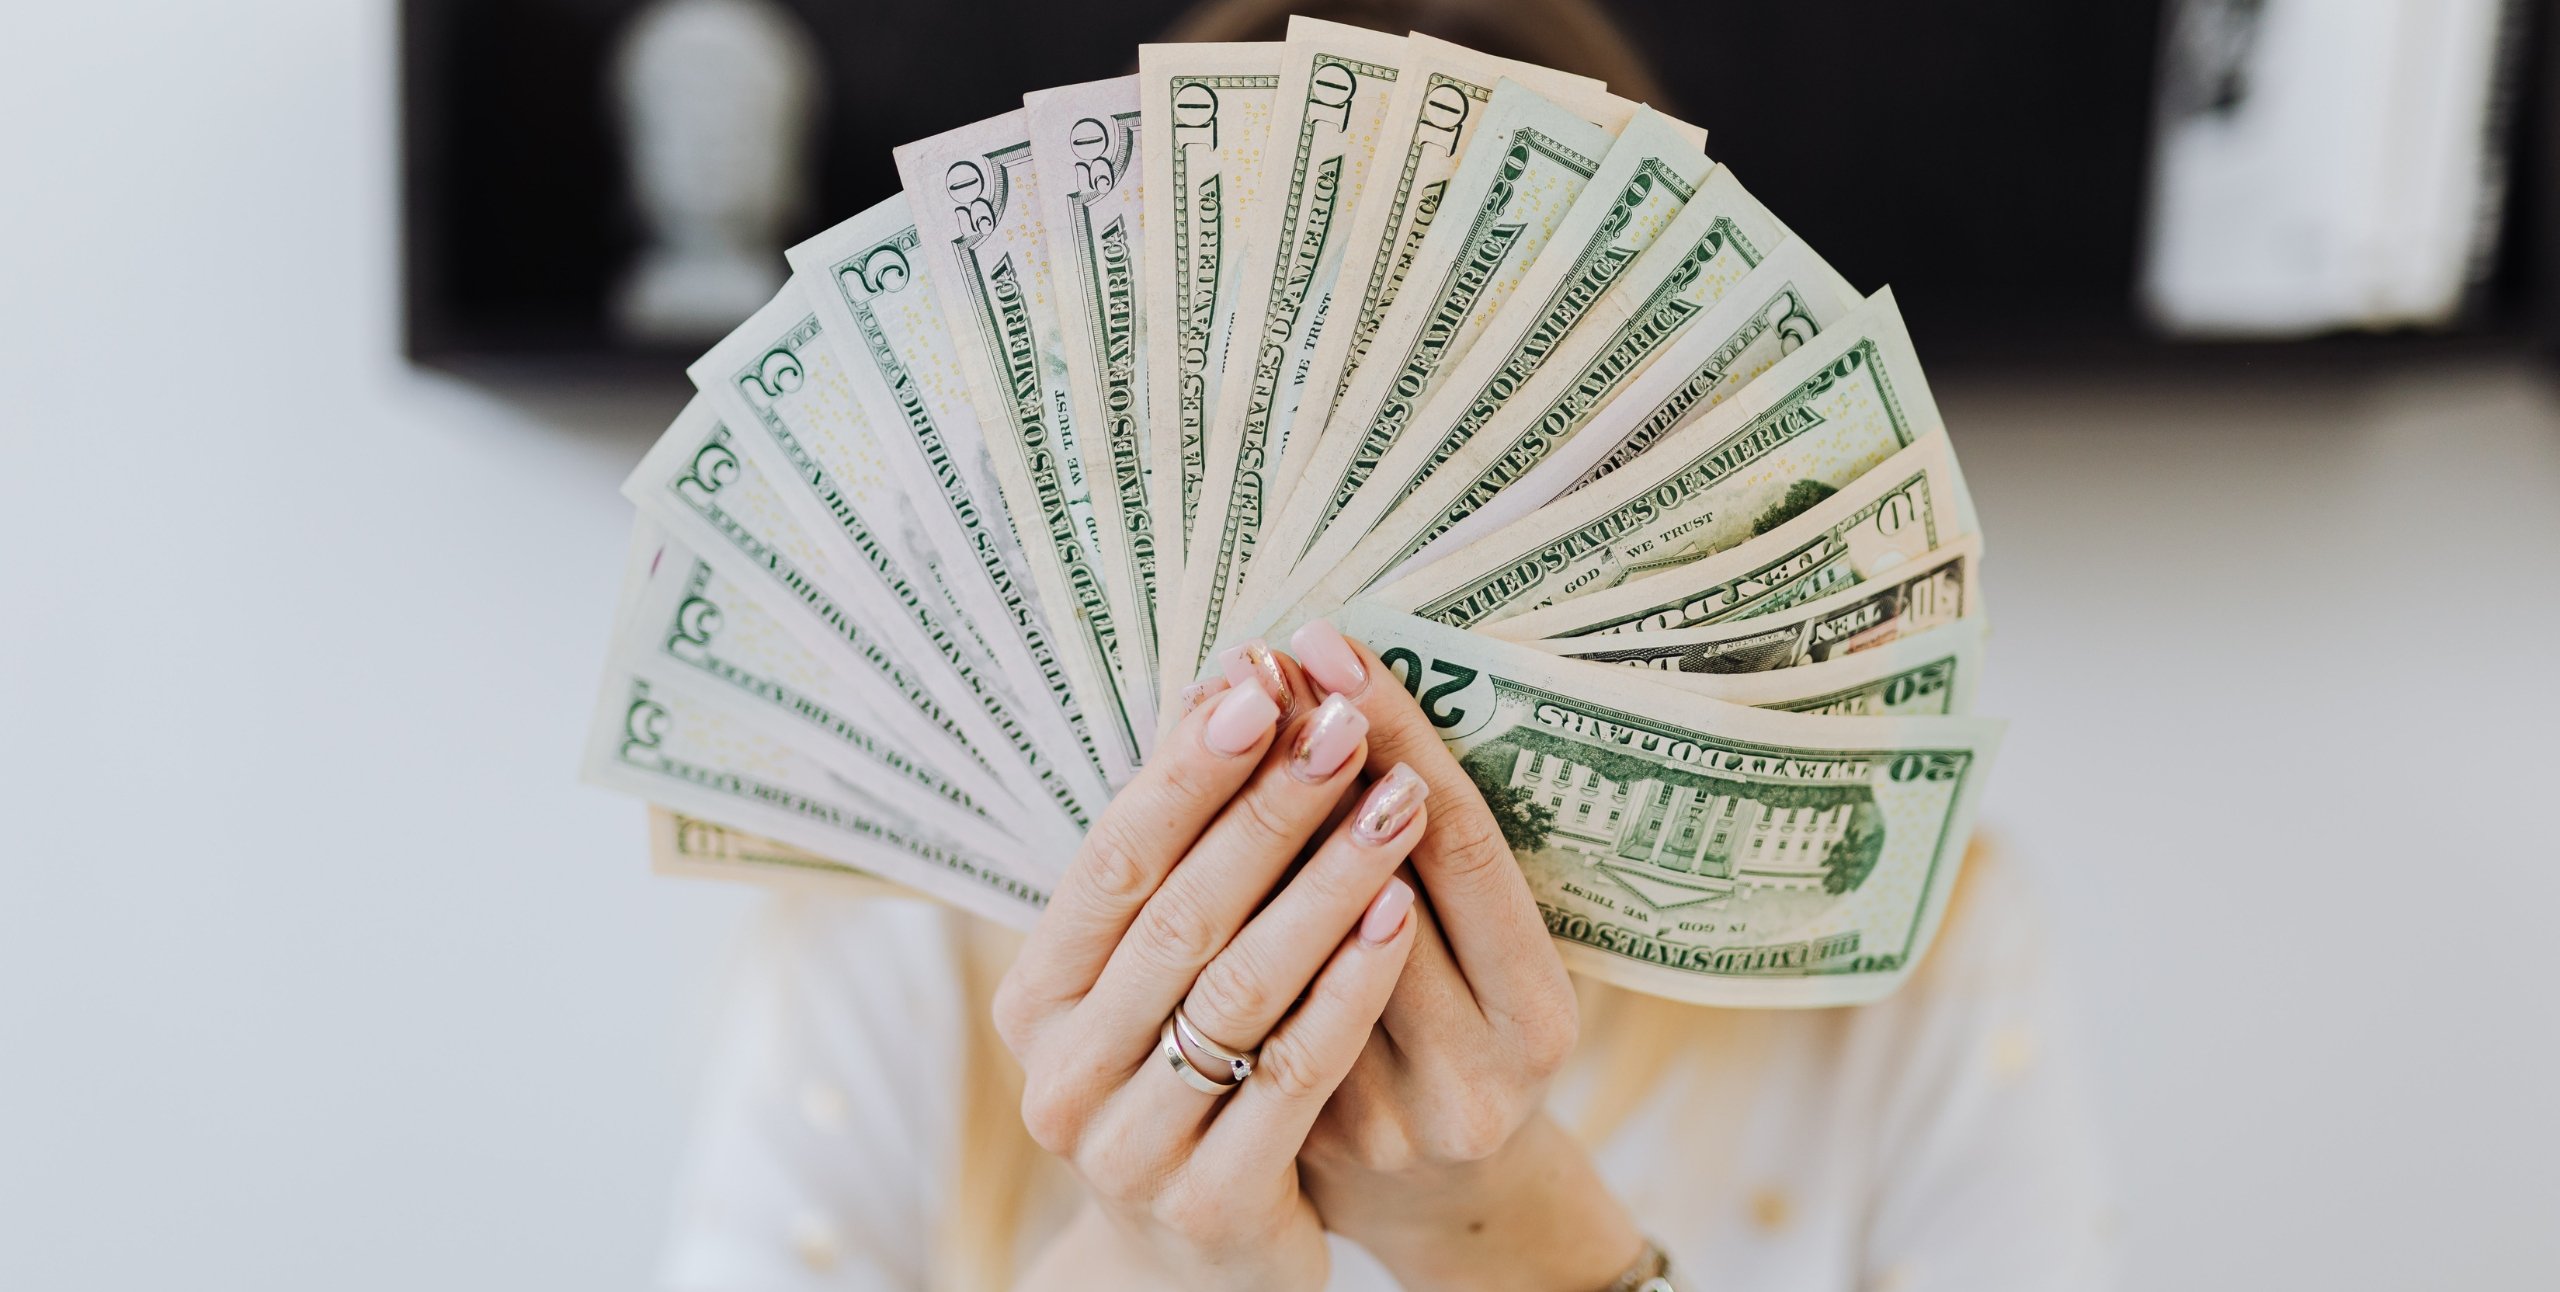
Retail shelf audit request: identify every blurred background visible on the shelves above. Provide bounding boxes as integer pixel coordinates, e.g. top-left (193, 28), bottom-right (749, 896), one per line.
top-left (3, 0), bottom-right (2556, 1287)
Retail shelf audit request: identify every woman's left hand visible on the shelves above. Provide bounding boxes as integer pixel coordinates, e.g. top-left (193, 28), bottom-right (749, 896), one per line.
top-left (1274, 621), bottom-right (1648, 1292)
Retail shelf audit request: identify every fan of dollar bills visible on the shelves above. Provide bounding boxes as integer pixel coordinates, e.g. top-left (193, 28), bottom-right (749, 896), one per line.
top-left (583, 19), bottom-right (2003, 1008)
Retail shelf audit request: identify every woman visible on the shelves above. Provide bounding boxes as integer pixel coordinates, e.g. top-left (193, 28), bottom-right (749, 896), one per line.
top-left (662, 621), bottom-right (2113, 1290)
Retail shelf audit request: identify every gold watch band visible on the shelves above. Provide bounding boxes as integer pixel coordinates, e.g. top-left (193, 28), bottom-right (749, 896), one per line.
top-left (1594, 1239), bottom-right (1680, 1292)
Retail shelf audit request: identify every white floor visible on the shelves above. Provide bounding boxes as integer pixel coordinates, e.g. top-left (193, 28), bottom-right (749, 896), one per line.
top-left (3, 2), bottom-right (2556, 1287)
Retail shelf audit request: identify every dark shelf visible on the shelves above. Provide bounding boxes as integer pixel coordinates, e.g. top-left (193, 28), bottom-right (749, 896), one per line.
top-left (404, 0), bottom-right (2560, 380)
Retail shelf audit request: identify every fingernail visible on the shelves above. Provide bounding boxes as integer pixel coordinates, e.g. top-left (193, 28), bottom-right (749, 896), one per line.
top-left (1178, 676), bottom-right (1231, 715)
top-left (1202, 682), bottom-right (1279, 757)
top-left (1220, 639), bottom-right (1295, 721)
top-left (1353, 763), bottom-right (1426, 844)
top-left (1359, 876), bottom-right (1414, 944)
top-left (1289, 618), bottom-right (1367, 697)
top-left (1289, 693), bottom-right (1368, 782)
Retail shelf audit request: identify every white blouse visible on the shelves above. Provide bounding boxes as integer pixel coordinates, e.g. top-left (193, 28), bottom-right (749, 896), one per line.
top-left (661, 852), bottom-right (2114, 1290)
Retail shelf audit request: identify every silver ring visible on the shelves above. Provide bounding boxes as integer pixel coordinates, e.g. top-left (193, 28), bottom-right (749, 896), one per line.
top-left (1160, 1016), bottom-right (1241, 1095)
top-left (1173, 1005), bottom-right (1255, 1086)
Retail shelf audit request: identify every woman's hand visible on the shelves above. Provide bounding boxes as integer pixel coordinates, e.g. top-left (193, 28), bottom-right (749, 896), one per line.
top-left (995, 650), bottom-right (1430, 1291)
top-left (1279, 620), bottom-right (1647, 1292)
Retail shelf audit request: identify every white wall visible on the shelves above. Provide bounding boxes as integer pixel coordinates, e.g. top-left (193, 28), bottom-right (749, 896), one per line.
top-left (1, 2), bottom-right (2553, 1287)
top-left (1950, 362), bottom-right (2560, 1288)
top-left (0, 4), bottom-right (749, 1286)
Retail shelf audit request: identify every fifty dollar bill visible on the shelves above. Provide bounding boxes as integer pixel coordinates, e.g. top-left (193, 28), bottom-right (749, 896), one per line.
top-left (1026, 76), bottom-right (1166, 726)
top-left (895, 111), bottom-right (1152, 784)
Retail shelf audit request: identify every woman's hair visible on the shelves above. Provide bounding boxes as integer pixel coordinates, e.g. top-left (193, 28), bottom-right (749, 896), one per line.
top-left (1155, 0), bottom-right (1673, 112)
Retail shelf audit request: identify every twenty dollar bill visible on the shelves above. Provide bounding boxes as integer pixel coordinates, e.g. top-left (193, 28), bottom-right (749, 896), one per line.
top-left (1340, 602), bottom-right (2001, 1007)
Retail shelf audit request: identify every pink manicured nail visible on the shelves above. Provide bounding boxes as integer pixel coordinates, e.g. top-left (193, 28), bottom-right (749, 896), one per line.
top-left (1202, 682), bottom-right (1279, 757)
top-left (1220, 639), bottom-right (1296, 721)
top-left (1178, 677), bottom-right (1232, 715)
top-left (1360, 877), bottom-right (1414, 944)
top-left (1289, 693), bottom-right (1367, 782)
top-left (1353, 763), bottom-right (1427, 844)
top-left (1289, 618), bottom-right (1367, 697)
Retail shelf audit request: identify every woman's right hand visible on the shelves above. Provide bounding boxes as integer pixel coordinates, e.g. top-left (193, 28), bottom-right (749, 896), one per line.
top-left (993, 649), bottom-right (1431, 1291)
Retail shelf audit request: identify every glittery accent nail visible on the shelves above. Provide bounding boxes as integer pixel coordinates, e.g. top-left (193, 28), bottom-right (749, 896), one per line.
top-left (1354, 763), bottom-right (1427, 843)
top-left (1289, 694), bottom-right (1366, 782)
top-left (1220, 638), bottom-right (1294, 721)
top-left (1248, 640), bottom-right (1295, 721)
top-left (1179, 677), bottom-right (1231, 714)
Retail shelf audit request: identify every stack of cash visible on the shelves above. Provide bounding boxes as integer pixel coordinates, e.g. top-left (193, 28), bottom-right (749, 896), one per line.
top-left (585, 19), bottom-right (2003, 1007)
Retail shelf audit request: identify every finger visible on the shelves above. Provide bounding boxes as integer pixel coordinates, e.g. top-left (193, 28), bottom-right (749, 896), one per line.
top-left (1287, 619), bottom-right (1573, 1023)
top-left (1080, 660), bottom-right (1372, 1052)
top-left (1198, 880), bottom-right (1418, 1163)
top-left (1215, 635), bottom-right (1320, 727)
top-left (1004, 674), bottom-right (1280, 1021)
top-left (1176, 763), bottom-right (1430, 1060)
top-left (1375, 868), bottom-right (1482, 1043)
